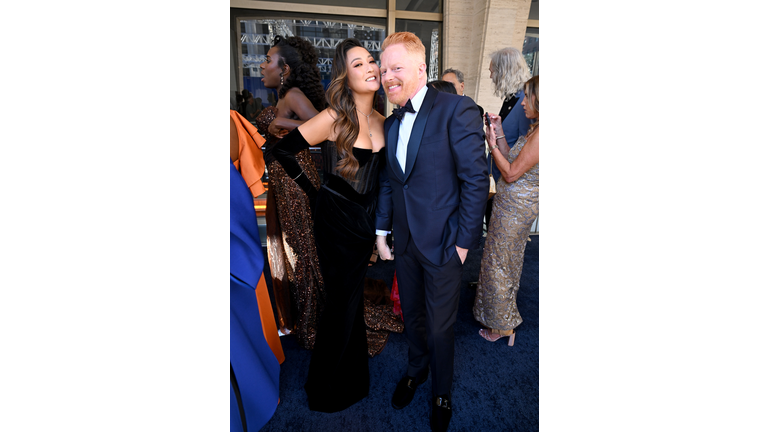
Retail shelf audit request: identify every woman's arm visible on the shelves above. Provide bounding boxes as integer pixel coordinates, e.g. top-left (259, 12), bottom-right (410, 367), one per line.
top-left (491, 127), bottom-right (539, 183)
top-left (268, 88), bottom-right (320, 137)
top-left (270, 109), bottom-right (335, 207)
top-left (486, 113), bottom-right (511, 160)
top-left (271, 108), bottom-right (334, 158)
top-left (268, 117), bottom-right (305, 137)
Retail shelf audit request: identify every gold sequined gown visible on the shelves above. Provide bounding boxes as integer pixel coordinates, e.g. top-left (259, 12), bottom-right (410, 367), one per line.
top-left (255, 106), bottom-right (324, 350)
top-left (473, 135), bottom-right (539, 335)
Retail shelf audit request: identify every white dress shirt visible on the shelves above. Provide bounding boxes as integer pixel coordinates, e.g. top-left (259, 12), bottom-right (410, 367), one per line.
top-left (395, 85), bottom-right (428, 171)
top-left (376, 85), bottom-right (429, 237)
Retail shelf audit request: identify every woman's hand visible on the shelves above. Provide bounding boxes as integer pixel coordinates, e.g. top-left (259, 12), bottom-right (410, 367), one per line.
top-left (268, 119), bottom-right (290, 138)
top-left (485, 113), bottom-right (504, 147)
top-left (488, 113), bottom-right (503, 132)
top-left (376, 235), bottom-right (393, 261)
top-left (485, 121), bottom-right (496, 147)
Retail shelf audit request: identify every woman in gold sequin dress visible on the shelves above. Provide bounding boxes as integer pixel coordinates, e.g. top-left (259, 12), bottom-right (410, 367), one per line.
top-left (473, 76), bottom-right (539, 347)
top-left (254, 35), bottom-right (327, 350)
top-left (271, 38), bottom-right (394, 413)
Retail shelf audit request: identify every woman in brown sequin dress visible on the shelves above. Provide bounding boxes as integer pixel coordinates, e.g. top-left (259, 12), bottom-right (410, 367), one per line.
top-left (254, 35), bottom-right (327, 350)
top-left (473, 76), bottom-right (539, 347)
top-left (271, 39), bottom-right (394, 413)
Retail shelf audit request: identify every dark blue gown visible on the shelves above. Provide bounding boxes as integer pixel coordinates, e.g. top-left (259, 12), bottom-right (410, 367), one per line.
top-left (230, 161), bottom-right (280, 432)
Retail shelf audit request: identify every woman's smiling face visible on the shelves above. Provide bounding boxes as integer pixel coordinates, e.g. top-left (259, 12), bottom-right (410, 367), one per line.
top-left (345, 46), bottom-right (380, 94)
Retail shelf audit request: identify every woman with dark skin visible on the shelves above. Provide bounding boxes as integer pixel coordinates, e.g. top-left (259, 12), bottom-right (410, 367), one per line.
top-left (260, 38), bottom-right (325, 138)
top-left (253, 35), bottom-right (326, 350)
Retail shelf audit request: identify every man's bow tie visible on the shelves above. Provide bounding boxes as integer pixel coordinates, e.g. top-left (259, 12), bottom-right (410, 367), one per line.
top-left (393, 99), bottom-right (415, 121)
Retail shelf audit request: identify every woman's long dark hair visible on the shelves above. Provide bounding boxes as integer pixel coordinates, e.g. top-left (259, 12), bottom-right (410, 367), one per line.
top-left (325, 38), bottom-right (368, 181)
top-left (272, 35), bottom-right (326, 112)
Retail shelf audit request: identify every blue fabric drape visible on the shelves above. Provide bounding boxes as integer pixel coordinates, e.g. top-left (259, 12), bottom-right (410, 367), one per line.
top-left (230, 161), bottom-right (279, 432)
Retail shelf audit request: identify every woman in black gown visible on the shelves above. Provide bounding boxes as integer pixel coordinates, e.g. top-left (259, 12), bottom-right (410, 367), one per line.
top-left (271, 38), bottom-right (386, 413)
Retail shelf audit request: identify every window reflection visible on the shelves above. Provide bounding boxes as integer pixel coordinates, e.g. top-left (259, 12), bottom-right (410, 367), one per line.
top-left (396, 0), bottom-right (442, 13)
top-left (523, 27), bottom-right (539, 76)
top-left (270, 0), bottom-right (386, 8)
top-left (394, 19), bottom-right (441, 82)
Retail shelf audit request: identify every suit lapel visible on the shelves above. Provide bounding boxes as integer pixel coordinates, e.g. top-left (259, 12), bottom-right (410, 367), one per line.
top-left (386, 116), bottom-right (404, 182)
top-left (403, 87), bottom-right (437, 182)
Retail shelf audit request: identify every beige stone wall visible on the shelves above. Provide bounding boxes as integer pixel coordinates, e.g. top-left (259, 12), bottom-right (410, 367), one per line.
top-left (443, 0), bottom-right (532, 115)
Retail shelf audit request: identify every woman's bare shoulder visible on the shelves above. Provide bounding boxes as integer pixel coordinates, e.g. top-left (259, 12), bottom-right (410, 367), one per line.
top-left (284, 86), bottom-right (307, 97)
top-left (323, 107), bottom-right (338, 121)
top-left (303, 108), bottom-right (336, 133)
top-left (283, 87), bottom-right (310, 103)
top-left (322, 108), bottom-right (342, 141)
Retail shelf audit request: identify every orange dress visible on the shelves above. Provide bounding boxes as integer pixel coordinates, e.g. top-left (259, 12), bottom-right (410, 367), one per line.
top-left (230, 110), bottom-right (284, 364)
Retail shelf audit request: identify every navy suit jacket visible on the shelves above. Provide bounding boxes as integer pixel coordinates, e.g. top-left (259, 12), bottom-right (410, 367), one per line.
top-left (375, 86), bottom-right (489, 267)
top-left (490, 89), bottom-right (533, 181)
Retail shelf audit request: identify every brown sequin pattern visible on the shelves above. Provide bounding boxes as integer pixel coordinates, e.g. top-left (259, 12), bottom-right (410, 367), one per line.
top-left (254, 106), bottom-right (278, 142)
top-left (365, 329), bottom-right (389, 357)
top-left (363, 278), bottom-right (404, 357)
top-left (256, 106), bottom-right (325, 350)
top-left (473, 135), bottom-right (539, 334)
top-left (364, 298), bottom-right (404, 357)
top-left (267, 155), bottom-right (324, 349)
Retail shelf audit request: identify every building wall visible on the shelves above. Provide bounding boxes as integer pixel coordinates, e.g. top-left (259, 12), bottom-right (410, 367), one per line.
top-left (443, 0), bottom-right (532, 115)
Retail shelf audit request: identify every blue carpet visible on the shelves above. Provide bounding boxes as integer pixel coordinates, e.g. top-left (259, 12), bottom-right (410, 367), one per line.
top-left (259, 235), bottom-right (538, 431)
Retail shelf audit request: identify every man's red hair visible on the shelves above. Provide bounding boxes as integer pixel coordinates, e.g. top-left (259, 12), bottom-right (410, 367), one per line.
top-left (382, 32), bottom-right (425, 63)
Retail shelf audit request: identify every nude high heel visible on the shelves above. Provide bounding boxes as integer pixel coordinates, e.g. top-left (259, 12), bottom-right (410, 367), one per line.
top-left (507, 331), bottom-right (515, 347)
top-left (479, 328), bottom-right (516, 346)
top-left (479, 328), bottom-right (502, 342)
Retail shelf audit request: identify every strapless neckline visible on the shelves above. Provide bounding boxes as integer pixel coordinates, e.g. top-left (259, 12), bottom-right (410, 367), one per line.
top-left (352, 146), bottom-right (375, 166)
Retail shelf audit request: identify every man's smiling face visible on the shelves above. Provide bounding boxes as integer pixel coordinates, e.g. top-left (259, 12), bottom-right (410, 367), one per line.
top-left (380, 43), bottom-right (425, 106)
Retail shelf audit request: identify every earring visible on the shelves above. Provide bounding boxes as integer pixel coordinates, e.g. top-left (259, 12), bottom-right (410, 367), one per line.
top-left (280, 74), bottom-right (284, 86)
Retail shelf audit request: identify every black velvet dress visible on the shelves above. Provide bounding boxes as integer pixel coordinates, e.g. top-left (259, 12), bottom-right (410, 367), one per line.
top-left (272, 128), bottom-right (383, 413)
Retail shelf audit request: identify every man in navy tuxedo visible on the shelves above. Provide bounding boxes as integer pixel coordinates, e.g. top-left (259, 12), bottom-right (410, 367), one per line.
top-left (375, 32), bottom-right (488, 432)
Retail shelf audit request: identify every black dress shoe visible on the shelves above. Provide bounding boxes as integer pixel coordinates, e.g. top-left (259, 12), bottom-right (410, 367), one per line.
top-left (391, 374), bottom-right (427, 409)
top-left (430, 395), bottom-right (452, 432)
